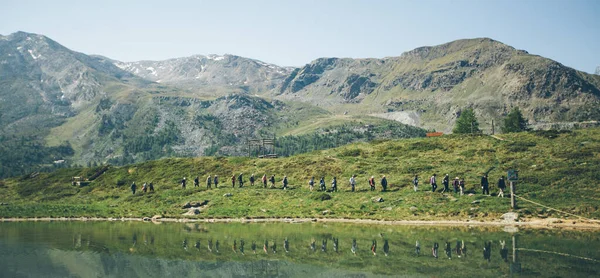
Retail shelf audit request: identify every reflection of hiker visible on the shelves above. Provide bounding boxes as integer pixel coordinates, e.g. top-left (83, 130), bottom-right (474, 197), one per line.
top-left (369, 176), bottom-right (376, 191)
top-left (319, 177), bottom-right (326, 191)
top-left (415, 240), bottom-right (421, 256)
top-left (251, 241), bottom-right (257, 254)
top-left (181, 177), bottom-right (187, 189)
top-left (413, 175), bottom-right (419, 192)
top-left (284, 238), bottom-right (289, 253)
top-left (269, 175), bottom-right (276, 188)
top-left (249, 174), bottom-right (255, 186)
top-left (483, 241), bottom-right (491, 262)
top-left (321, 239), bottom-right (327, 252)
top-left (231, 175), bottom-right (236, 188)
top-left (214, 175), bottom-right (219, 188)
top-left (351, 239), bottom-right (357, 255)
top-left (432, 242), bottom-right (439, 258)
top-left (500, 240), bottom-right (508, 262)
top-left (131, 182), bottom-right (137, 194)
top-left (262, 174), bottom-right (267, 188)
top-left (481, 175), bottom-right (489, 195)
top-left (381, 175), bottom-right (388, 192)
top-left (282, 176), bottom-right (288, 190)
top-left (309, 177), bottom-right (315, 191)
top-left (453, 177), bottom-right (460, 194)
top-left (263, 240), bottom-right (268, 254)
top-left (371, 240), bottom-right (377, 256)
top-left (149, 182), bottom-right (154, 192)
top-left (331, 177), bottom-right (338, 192)
top-left (194, 176), bottom-right (199, 187)
top-left (497, 176), bottom-right (506, 198)
top-left (430, 174), bottom-right (437, 192)
top-left (383, 239), bottom-right (389, 256)
top-left (349, 175), bottom-right (356, 192)
top-left (238, 173), bottom-right (244, 188)
top-left (442, 174), bottom-right (449, 193)
top-left (206, 175), bottom-right (212, 189)
top-left (445, 242), bottom-right (452, 259)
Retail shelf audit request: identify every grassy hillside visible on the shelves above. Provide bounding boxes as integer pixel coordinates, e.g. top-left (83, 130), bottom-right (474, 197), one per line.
top-left (1, 128), bottom-right (599, 220)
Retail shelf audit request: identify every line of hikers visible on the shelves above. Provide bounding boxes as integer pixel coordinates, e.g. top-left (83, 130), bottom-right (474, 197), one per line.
top-left (423, 174), bottom-right (508, 197)
top-left (131, 173), bottom-right (507, 196)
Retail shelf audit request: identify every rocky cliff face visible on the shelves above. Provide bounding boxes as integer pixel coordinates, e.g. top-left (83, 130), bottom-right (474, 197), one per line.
top-left (114, 54), bottom-right (293, 93)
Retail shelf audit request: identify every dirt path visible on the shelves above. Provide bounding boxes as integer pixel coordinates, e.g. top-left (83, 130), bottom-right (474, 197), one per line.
top-left (2, 216), bottom-right (599, 230)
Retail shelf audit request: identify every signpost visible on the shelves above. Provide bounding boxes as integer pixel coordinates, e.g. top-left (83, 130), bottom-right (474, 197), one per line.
top-left (507, 170), bottom-right (518, 209)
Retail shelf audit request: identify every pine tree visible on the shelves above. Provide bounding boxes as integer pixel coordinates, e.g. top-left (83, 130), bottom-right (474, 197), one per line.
top-left (502, 107), bottom-right (528, 133)
top-left (453, 108), bottom-right (481, 134)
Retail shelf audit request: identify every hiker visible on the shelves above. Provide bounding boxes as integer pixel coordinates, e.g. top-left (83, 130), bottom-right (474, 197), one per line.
top-left (319, 177), bottom-right (326, 191)
top-left (453, 177), bottom-right (460, 194)
top-left (213, 175), bottom-right (219, 188)
top-left (142, 182), bottom-right (147, 193)
top-left (181, 177), bottom-right (187, 189)
top-left (349, 175), bottom-right (356, 192)
top-left (206, 175), bottom-right (212, 189)
top-left (238, 173), bottom-right (244, 188)
top-left (481, 174), bottom-right (489, 195)
top-left (282, 175), bottom-right (288, 190)
top-left (249, 174), bottom-right (255, 186)
top-left (149, 182), bottom-right (154, 192)
top-left (413, 175), bottom-right (419, 192)
top-left (442, 174), bottom-right (450, 193)
top-left (194, 176), bottom-right (199, 187)
top-left (331, 177), bottom-right (338, 192)
top-left (309, 176), bottom-right (315, 191)
top-left (459, 178), bottom-right (465, 196)
top-left (231, 175), bottom-right (236, 188)
top-left (262, 174), bottom-right (267, 188)
top-left (369, 176), bottom-right (376, 191)
top-left (497, 176), bottom-right (506, 198)
top-left (131, 182), bottom-right (137, 194)
top-left (269, 175), bottom-right (276, 188)
top-left (430, 174), bottom-right (437, 192)
top-left (432, 242), bottom-right (439, 258)
top-left (381, 175), bottom-right (388, 192)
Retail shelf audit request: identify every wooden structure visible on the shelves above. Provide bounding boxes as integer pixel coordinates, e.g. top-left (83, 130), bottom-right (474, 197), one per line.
top-left (71, 177), bottom-right (90, 187)
top-left (247, 138), bottom-right (277, 158)
top-left (426, 132), bottom-right (444, 137)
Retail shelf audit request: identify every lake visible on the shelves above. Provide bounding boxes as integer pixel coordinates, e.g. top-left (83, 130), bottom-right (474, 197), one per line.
top-left (0, 221), bottom-right (598, 277)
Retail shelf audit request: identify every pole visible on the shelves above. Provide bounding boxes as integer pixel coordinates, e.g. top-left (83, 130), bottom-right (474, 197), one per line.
top-left (512, 235), bottom-right (517, 263)
top-left (510, 181), bottom-right (516, 209)
top-left (492, 119), bottom-right (495, 135)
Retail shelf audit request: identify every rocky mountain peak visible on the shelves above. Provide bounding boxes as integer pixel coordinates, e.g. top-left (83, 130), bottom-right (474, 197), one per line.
top-left (595, 66), bottom-right (600, 75)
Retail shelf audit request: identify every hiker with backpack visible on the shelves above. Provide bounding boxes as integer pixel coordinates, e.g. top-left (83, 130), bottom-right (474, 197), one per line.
top-left (131, 182), bottom-right (137, 194)
top-left (319, 177), bottom-right (326, 191)
top-left (430, 174), bottom-right (437, 192)
top-left (349, 175), bottom-right (356, 192)
top-left (369, 176), bottom-right (376, 191)
top-left (331, 177), bottom-right (338, 192)
top-left (282, 175), bottom-right (289, 190)
top-left (309, 176), bottom-right (315, 191)
top-left (238, 173), bottom-right (244, 188)
top-left (262, 174), bottom-right (267, 188)
top-left (380, 175), bottom-right (388, 192)
top-left (497, 176), bottom-right (506, 198)
top-left (413, 174), bottom-right (419, 192)
top-left (206, 175), bottom-right (212, 189)
top-left (481, 174), bottom-right (489, 195)
top-left (181, 177), bottom-right (187, 189)
top-left (249, 174), bottom-right (255, 186)
top-left (213, 175), bottom-right (219, 188)
top-left (442, 174), bottom-right (449, 193)
top-left (269, 175), bottom-right (276, 188)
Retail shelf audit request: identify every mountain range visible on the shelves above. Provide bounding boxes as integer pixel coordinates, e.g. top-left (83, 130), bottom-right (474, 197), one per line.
top-left (1, 31), bottom-right (599, 178)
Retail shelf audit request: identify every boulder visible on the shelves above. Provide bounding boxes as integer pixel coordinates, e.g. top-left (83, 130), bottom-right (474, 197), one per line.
top-left (471, 200), bottom-right (481, 204)
top-left (152, 215), bottom-right (162, 220)
top-left (372, 197), bottom-right (384, 203)
top-left (312, 193), bottom-right (332, 201)
top-left (223, 193), bottom-right (233, 197)
top-left (383, 207), bottom-right (393, 211)
top-left (322, 210), bottom-right (332, 215)
top-left (501, 212), bottom-right (519, 222)
top-left (183, 208), bottom-right (201, 216)
top-left (409, 206), bottom-right (418, 212)
top-left (182, 202), bottom-right (192, 209)
top-left (143, 217), bottom-right (151, 221)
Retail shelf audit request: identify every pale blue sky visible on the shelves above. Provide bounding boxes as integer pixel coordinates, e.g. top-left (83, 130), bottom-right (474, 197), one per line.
top-left (1, 0), bottom-right (599, 72)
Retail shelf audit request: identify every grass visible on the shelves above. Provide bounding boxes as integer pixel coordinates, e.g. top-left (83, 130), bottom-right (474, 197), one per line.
top-left (1, 128), bottom-right (600, 221)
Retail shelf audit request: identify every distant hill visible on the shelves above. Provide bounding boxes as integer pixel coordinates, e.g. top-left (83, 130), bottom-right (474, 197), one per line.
top-left (112, 54), bottom-right (293, 94)
top-left (274, 38), bottom-right (600, 131)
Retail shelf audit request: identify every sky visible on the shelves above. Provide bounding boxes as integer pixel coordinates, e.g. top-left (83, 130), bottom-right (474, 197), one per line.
top-left (1, 0), bottom-right (599, 73)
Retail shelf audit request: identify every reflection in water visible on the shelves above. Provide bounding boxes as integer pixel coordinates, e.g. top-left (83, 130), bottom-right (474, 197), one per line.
top-left (0, 222), bottom-right (598, 277)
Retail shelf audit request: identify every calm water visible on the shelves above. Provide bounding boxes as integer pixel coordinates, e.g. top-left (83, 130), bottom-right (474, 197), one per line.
top-left (0, 221), bottom-right (598, 277)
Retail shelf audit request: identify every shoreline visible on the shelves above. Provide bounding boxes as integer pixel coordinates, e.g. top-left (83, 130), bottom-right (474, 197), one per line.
top-left (2, 216), bottom-right (599, 230)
